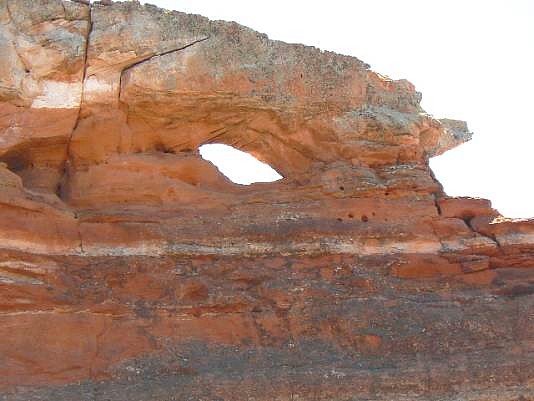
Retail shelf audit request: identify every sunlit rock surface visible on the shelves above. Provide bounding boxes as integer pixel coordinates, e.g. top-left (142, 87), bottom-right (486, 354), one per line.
top-left (0, 1), bottom-right (532, 400)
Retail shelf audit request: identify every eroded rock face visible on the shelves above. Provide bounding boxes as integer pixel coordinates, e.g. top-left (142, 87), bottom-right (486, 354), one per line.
top-left (0, 1), bottom-right (532, 400)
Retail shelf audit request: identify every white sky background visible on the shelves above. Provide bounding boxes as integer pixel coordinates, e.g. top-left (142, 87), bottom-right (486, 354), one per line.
top-left (138, 0), bottom-right (534, 218)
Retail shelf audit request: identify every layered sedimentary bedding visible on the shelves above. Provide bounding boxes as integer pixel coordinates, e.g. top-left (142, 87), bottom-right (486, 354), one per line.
top-left (0, 1), bottom-right (533, 400)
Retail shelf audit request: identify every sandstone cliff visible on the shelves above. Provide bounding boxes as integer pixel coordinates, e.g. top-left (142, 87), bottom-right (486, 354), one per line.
top-left (0, 1), bottom-right (533, 400)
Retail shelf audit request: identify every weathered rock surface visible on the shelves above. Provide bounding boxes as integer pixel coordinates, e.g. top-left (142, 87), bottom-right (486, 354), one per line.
top-left (0, 1), bottom-right (533, 400)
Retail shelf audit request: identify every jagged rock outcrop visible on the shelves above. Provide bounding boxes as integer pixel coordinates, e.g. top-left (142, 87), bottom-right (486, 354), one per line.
top-left (0, 1), bottom-right (533, 400)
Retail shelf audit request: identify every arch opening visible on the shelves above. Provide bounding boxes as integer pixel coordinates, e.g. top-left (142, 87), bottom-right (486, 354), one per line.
top-left (199, 144), bottom-right (283, 185)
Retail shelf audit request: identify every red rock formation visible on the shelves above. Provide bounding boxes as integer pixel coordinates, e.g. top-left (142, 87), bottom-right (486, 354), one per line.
top-left (0, 1), bottom-right (532, 400)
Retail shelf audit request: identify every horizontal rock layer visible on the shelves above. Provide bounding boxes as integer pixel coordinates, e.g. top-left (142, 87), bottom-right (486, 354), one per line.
top-left (0, 1), bottom-right (532, 400)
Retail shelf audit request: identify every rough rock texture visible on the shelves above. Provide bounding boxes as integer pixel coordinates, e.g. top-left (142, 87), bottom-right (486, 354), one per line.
top-left (0, 1), bottom-right (533, 400)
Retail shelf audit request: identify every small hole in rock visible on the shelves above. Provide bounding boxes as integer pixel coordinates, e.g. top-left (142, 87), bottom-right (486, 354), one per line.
top-left (348, 213), bottom-right (354, 218)
top-left (154, 143), bottom-right (175, 154)
top-left (462, 215), bottom-right (474, 226)
top-left (361, 215), bottom-right (369, 222)
top-left (337, 217), bottom-right (343, 222)
top-left (339, 186), bottom-right (345, 191)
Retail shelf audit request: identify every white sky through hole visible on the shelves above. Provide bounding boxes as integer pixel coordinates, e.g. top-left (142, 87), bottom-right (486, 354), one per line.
top-left (199, 144), bottom-right (282, 185)
top-left (138, 0), bottom-right (534, 217)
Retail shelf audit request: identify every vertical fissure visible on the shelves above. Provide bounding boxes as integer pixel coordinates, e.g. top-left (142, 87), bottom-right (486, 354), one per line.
top-left (57, 2), bottom-right (93, 199)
